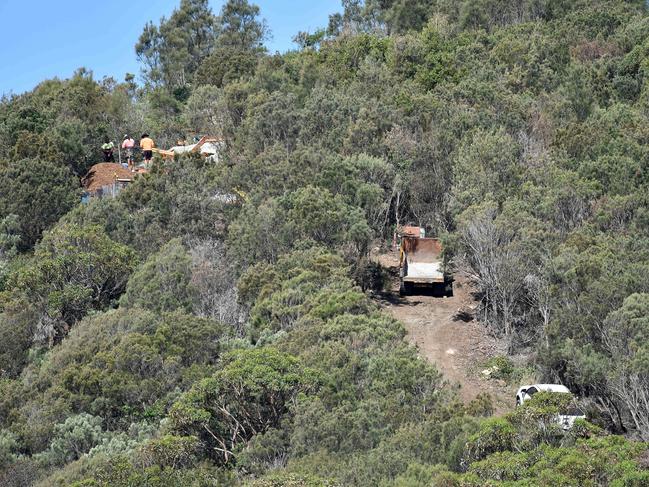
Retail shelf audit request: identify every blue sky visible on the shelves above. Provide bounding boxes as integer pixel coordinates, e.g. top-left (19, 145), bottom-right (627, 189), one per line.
top-left (0, 0), bottom-right (340, 96)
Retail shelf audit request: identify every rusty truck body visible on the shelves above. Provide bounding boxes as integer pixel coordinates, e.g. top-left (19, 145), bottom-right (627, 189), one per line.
top-left (399, 226), bottom-right (453, 296)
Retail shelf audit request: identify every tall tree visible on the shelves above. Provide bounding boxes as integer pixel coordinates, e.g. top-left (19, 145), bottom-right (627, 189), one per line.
top-left (328, 0), bottom-right (436, 35)
top-left (217, 0), bottom-right (269, 50)
top-left (136, 0), bottom-right (218, 90)
top-left (195, 0), bottom-right (269, 87)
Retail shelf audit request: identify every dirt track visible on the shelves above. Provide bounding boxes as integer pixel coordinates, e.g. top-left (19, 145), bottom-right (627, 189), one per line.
top-left (375, 250), bottom-right (513, 414)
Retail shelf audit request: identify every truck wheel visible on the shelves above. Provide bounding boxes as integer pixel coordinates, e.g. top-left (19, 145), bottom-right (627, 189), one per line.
top-left (445, 283), bottom-right (454, 298)
top-left (400, 281), bottom-right (414, 296)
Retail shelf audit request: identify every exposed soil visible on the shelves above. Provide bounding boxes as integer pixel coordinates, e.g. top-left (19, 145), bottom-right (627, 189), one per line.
top-left (374, 249), bottom-right (514, 414)
top-left (82, 163), bottom-right (133, 193)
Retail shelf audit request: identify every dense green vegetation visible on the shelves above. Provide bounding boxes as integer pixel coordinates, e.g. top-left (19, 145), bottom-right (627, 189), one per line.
top-left (1, 0), bottom-right (649, 484)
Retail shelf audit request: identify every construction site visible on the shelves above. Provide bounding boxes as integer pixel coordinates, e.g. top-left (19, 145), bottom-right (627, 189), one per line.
top-left (82, 136), bottom-right (223, 201)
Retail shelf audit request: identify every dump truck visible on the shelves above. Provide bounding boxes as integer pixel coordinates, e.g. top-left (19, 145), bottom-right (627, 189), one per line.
top-left (399, 226), bottom-right (453, 297)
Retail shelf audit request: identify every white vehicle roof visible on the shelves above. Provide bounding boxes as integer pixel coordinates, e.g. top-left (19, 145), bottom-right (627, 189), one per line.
top-left (518, 384), bottom-right (571, 394)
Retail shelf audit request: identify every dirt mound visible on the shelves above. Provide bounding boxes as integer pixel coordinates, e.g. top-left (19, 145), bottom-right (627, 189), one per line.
top-left (82, 163), bottom-right (132, 193)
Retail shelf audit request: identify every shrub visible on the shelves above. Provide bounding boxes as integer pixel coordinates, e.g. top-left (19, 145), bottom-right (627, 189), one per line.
top-left (37, 414), bottom-right (105, 466)
top-left (0, 159), bottom-right (79, 249)
top-left (169, 348), bottom-right (319, 464)
top-left (120, 239), bottom-right (196, 314)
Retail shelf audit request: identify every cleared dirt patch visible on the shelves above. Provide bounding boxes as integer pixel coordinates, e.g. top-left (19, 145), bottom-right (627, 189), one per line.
top-left (82, 163), bottom-right (133, 193)
top-left (375, 250), bottom-right (513, 414)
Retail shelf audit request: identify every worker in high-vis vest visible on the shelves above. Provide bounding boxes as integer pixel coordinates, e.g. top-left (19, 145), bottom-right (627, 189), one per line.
top-left (101, 137), bottom-right (115, 162)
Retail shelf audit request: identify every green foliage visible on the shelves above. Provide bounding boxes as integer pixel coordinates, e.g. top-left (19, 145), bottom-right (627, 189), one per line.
top-left (217, 0), bottom-right (268, 51)
top-left (452, 128), bottom-right (522, 211)
top-left (543, 234), bottom-right (649, 433)
top-left (457, 434), bottom-right (649, 487)
top-left (66, 454), bottom-right (233, 487)
top-left (239, 248), bottom-right (366, 336)
top-left (2, 224), bottom-right (136, 344)
top-left (87, 426), bottom-right (153, 459)
top-left (483, 356), bottom-right (515, 381)
top-left (0, 215), bottom-right (20, 260)
top-left (330, 0), bottom-right (438, 36)
top-left (0, 308), bottom-right (229, 458)
top-left (0, 159), bottom-right (79, 249)
top-left (601, 293), bottom-right (649, 439)
top-left (464, 418), bottom-right (516, 462)
top-left (191, 0), bottom-right (267, 93)
top-left (468, 450), bottom-right (529, 482)
top-left (0, 69), bottom-right (133, 175)
top-left (182, 85), bottom-right (232, 134)
top-left (121, 238), bottom-right (195, 313)
top-left (228, 186), bottom-right (372, 268)
top-left (37, 414), bottom-right (105, 466)
top-left (0, 308), bottom-right (37, 377)
top-left (247, 473), bottom-right (340, 487)
top-left (237, 247), bottom-right (347, 303)
top-left (0, 430), bottom-right (18, 470)
top-left (137, 435), bottom-right (199, 469)
top-left (284, 186), bottom-right (370, 249)
top-left (426, 393), bottom-right (649, 486)
top-left (66, 157), bottom-right (230, 254)
top-left (169, 347), bottom-right (318, 464)
top-left (196, 44), bottom-right (260, 88)
top-left (316, 154), bottom-right (394, 234)
top-left (0, 214), bottom-right (20, 292)
top-left (232, 249), bottom-right (456, 483)
top-left (136, 0), bottom-right (218, 89)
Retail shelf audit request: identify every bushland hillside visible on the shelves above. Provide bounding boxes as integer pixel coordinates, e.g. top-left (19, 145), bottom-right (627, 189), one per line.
top-left (1, 0), bottom-right (649, 485)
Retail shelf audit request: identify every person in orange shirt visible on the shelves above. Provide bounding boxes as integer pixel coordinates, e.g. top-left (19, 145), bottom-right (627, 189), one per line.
top-left (140, 133), bottom-right (155, 165)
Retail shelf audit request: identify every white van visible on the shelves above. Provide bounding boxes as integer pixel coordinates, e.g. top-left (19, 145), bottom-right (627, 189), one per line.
top-left (515, 384), bottom-right (586, 429)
